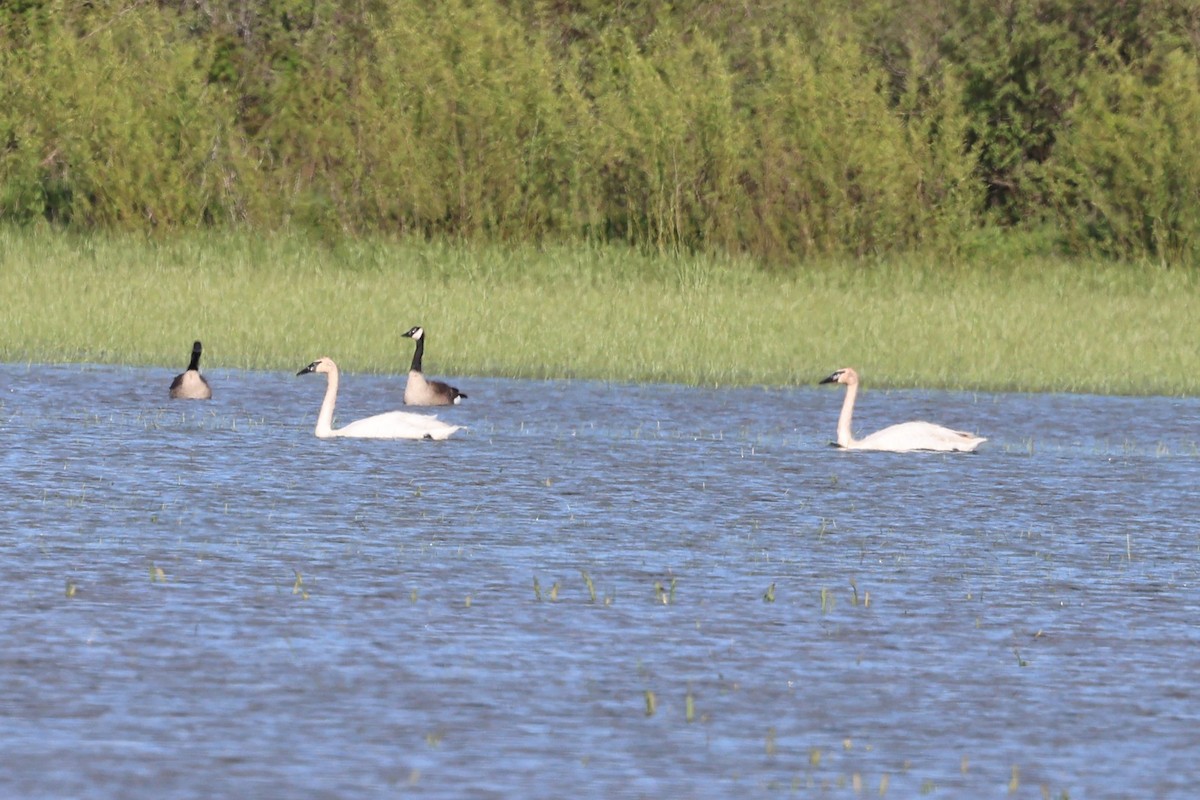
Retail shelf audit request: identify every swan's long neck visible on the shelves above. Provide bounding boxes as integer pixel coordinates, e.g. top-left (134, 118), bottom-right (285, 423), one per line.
top-left (315, 368), bottom-right (339, 438)
top-left (408, 335), bottom-right (424, 374)
top-left (836, 381), bottom-right (858, 448)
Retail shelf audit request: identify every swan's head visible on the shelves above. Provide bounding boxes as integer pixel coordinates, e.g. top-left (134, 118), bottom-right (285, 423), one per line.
top-left (298, 357), bottom-right (338, 376)
top-left (820, 367), bottom-right (860, 387)
top-left (402, 326), bottom-right (425, 341)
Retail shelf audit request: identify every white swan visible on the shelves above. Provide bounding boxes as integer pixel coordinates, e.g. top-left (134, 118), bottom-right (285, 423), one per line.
top-left (819, 367), bottom-right (985, 452)
top-left (298, 357), bottom-right (463, 440)
top-left (169, 340), bottom-right (212, 400)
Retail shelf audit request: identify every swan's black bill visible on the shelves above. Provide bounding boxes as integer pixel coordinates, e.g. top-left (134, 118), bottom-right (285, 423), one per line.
top-left (819, 372), bottom-right (840, 384)
top-left (298, 362), bottom-right (319, 376)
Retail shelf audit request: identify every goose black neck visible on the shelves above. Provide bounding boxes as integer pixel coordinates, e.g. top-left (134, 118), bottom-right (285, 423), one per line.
top-left (188, 345), bottom-right (202, 371)
top-left (410, 335), bottom-right (424, 373)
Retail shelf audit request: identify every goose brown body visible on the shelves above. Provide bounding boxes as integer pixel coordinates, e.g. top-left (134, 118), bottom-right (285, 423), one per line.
top-left (401, 326), bottom-right (467, 406)
top-left (169, 341), bottom-right (212, 400)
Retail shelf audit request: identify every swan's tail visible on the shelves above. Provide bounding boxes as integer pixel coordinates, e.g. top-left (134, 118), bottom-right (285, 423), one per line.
top-left (426, 425), bottom-right (465, 441)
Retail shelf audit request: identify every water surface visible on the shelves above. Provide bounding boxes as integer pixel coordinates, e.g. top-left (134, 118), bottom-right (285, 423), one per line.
top-left (2, 363), bottom-right (1198, 798)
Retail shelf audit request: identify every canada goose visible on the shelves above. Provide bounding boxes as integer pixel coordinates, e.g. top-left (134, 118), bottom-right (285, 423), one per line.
top-left (401, 326), bottom-right (467, 406)
top-left (298, 357), bottom-right (462, 440)
top-left (169, 340), bottom-right (212, 400)
top-left (819, 367), bottom-right (986, 452)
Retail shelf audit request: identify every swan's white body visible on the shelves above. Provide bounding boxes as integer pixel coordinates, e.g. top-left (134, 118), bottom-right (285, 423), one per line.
top-left (820, 367), bottom-right (985, 453)
top-left (298, 357), bottom-right (462, 440)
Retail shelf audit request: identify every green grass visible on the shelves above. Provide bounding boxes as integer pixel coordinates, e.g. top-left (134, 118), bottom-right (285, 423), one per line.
top-left (1, 226), bottom-right (1196, 395)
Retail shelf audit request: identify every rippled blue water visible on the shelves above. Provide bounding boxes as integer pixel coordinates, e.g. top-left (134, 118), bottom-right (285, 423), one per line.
top-left (2, 363), bottom-right (1198, 798)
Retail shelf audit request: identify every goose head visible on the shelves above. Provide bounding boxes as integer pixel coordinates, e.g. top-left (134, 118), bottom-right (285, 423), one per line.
top-left (402, 326), bottom-right (425, 341)
top-left (820, 367), bottom-right (860, 387)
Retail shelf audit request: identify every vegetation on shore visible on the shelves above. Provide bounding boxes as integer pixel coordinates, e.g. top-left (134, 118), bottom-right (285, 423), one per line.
top-left (3, 0), bottom-right (1200, 265)
top-left (3, 2), bottom-right (1196, 394)
top-left (2, 228), bottom-right (1195, 396)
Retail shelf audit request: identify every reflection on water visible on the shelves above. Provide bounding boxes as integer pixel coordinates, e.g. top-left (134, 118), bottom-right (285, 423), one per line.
top-left (2, 363), bottom-right (1199, 798)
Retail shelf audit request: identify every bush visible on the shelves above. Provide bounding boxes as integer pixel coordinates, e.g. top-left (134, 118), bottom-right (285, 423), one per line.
top-left (1048, 47), bottom-right (1200, 262)
top-left (1, 0), bottom-right (1198, 264)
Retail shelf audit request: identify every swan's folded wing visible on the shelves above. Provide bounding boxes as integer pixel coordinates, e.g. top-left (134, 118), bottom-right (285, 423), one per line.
top-left (337, 410), bottom-right (463, 440)
top-left (855, 421), bottom-right (985, 452)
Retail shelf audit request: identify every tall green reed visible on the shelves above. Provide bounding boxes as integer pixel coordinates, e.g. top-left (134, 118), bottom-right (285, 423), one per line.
top-left (1, 228), bottom-right (1195, 395)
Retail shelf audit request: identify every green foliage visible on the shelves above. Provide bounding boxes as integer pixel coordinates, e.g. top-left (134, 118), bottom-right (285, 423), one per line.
top-left (940, 0), bottom-right (1080, 218)
top-left (1047, 46), bottom-right (1200, 262)
top-left (0, 0), bottom-right (253, 227)
top-left (2, 0), bottom-right (1199, 264)
top-left (584, 20), bottom-right (742, 252)
top-left (738, 26), bottom-right (978, 259)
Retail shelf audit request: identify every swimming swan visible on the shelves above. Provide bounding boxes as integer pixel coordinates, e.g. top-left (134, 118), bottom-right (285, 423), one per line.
top-left (401, 326), bottom-right (467, 406)
top-left (169, 340), bottom-right (212, 400)
top-left (819, 367), bottom-right (985, 452)
top-left (298, 357), bottom-right (463, 440)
